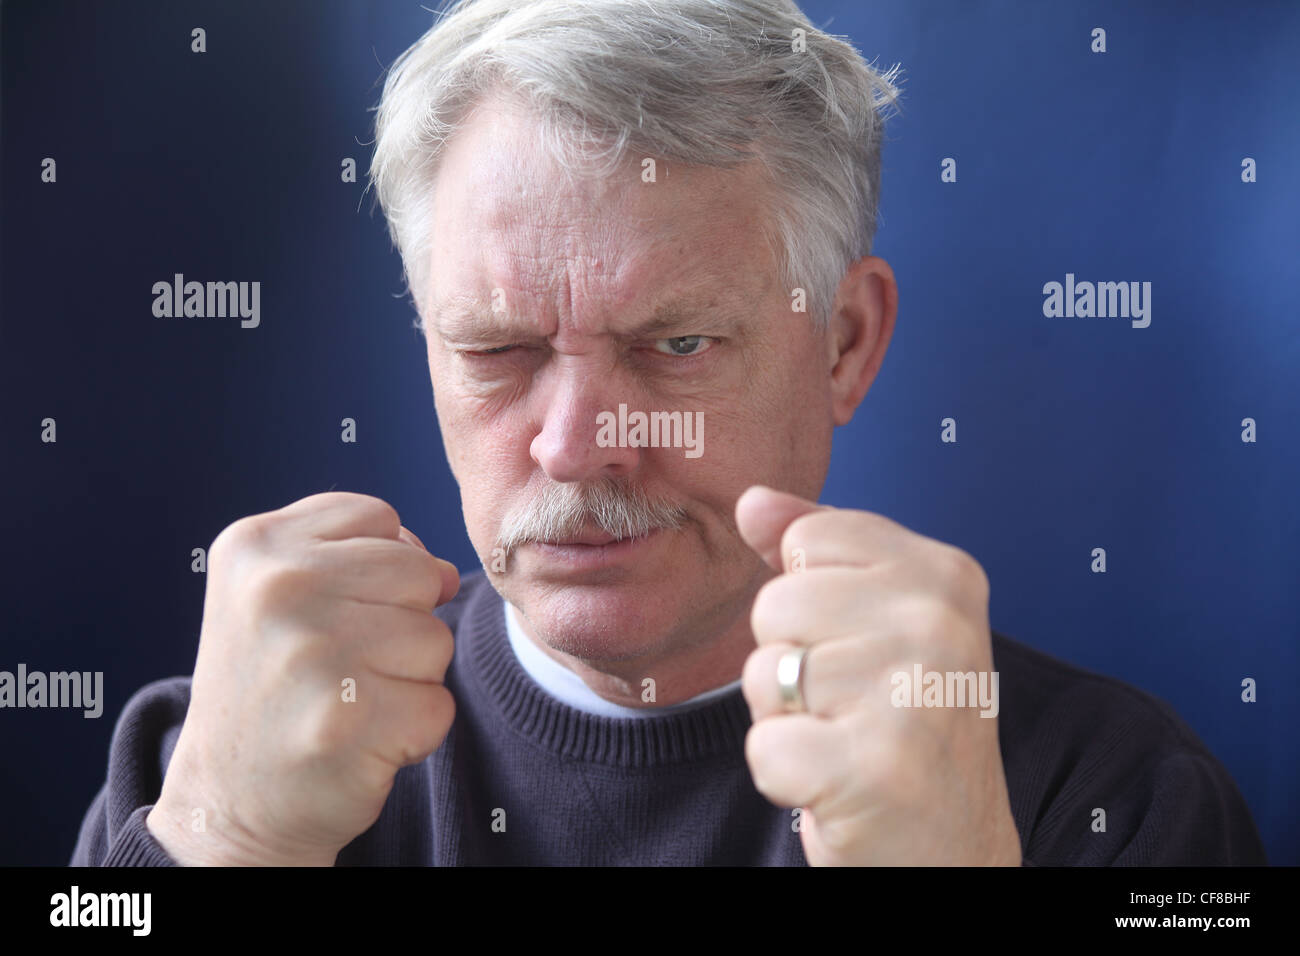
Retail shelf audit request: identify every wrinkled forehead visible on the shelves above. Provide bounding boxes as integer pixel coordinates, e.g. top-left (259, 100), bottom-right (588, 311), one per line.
top-left (426, 95), bottom-right (781, 335)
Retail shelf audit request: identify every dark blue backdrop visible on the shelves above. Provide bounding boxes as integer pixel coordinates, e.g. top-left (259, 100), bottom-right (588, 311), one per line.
top-left (2, 0), bottom-right (1296, 866)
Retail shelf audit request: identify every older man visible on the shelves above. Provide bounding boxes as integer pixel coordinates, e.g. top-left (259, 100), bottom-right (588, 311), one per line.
top-left (72, 0), bottom-right (1264, 866)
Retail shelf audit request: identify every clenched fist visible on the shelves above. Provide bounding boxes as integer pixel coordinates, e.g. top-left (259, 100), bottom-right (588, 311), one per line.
top-left (735, 485), bottom-right (1022, 866)
top-left (146, 492), bottom-right (460, 866)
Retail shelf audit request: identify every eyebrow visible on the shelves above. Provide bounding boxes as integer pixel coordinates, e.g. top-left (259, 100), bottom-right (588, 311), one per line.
top-left (430, 295), bottom-right (750, 343)
top-left (430, 305), bottom-right (539, 343)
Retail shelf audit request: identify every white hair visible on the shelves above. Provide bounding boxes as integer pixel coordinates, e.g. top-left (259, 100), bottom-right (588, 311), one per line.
top-left (369, 0), bottom-right (903, 329)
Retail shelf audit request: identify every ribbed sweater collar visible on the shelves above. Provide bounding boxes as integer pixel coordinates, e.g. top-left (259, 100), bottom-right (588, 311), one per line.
top-left (457, 575), bottom-right (753, 768)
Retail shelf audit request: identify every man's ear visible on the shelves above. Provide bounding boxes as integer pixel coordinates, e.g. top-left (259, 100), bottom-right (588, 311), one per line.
top-left (825, 255), bottom-right (898, 426)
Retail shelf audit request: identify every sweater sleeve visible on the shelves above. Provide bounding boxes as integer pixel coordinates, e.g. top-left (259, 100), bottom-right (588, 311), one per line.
top-left (1023, 742), bottom-right (1267, 866)
top-left (1025, 707), bottom-right (1265, 865)
top-left (70, 676), bottom-right (192, 867)
top-left (993, 633), bottom-right (1268, 866)
top-left (1109, 750), bottom-right (1269, 866)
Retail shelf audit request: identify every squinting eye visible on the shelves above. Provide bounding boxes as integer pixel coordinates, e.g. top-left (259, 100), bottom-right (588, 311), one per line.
top-left (468, 345), bottom-right (517, 356)
top-left (653, 336), bottom-right (713, 357)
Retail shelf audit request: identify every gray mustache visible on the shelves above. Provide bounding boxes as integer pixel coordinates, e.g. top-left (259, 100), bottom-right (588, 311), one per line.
top-left (495, 477), bottom-right (688, 553)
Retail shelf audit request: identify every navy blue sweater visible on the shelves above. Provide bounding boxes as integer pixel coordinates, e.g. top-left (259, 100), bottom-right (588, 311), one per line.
top-left (70, 570), bottom-right (1266, 865)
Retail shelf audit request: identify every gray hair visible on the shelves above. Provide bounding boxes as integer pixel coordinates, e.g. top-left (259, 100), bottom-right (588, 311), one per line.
top-left (495, 474), bottom-right (689, 553)
top-left (369, 0), bottom-right (903, 329)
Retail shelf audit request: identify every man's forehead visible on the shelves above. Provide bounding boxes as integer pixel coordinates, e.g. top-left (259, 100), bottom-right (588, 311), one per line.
top-left (426, 101), bottom-right (781, 340)
top-left (431, 153), bottom-right (773, 291)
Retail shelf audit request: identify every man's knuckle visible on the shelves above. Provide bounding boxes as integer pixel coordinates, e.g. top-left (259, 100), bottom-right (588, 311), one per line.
top-left (940, 545), bottom-right (988, 597)
top-left (356, 496), bottom-right (402, 533)
top-left (424, 631), bottom-right (454, 681)
top-left (741, 649), bottom-right (768, 697)
top-left (750, 578), bottom-right (786, 627)
top-left (213, 515), bottom-right (270, 560)
top-left (778, 520), bottom-right (814, 565)
top-left (411, 689), bottom-right (453, 756)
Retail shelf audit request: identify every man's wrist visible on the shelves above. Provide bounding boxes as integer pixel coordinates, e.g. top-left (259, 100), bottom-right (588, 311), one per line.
top-left (144, 803), bottom-right (336, 867)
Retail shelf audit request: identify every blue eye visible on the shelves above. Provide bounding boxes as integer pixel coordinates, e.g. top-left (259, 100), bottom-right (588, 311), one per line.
top-left (469, 345), bottom-right (517, 356)
top-left (654, 336), bottom-right (713, 356)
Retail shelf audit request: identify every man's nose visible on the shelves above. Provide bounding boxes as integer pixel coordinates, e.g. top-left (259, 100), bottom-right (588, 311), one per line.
top-left (529, 363), bottom-right (641, 483)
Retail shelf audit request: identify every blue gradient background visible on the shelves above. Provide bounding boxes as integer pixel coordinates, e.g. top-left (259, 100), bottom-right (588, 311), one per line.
top-left (2, 0), bottom-right (1296, 865)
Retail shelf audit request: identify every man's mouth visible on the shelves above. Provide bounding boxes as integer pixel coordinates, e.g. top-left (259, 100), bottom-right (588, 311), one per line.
top-left (528, 527), bottom-right (667, 570)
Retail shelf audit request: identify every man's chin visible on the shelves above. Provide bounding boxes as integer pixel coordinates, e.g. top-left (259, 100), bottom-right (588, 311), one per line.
top-left (510, 581), bottom-right (679, 663)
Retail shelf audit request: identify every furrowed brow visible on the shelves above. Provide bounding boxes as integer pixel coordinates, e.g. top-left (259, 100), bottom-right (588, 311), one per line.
top-left (431, 305), bottom-right (542, 344)
top-left (430, 293), bottom-right (750, 342)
